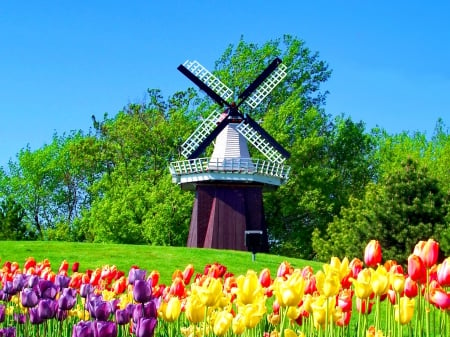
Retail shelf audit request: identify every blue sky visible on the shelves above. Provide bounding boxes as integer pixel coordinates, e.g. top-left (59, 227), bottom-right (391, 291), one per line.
top-left (1, 1), bottom-right (449, 169)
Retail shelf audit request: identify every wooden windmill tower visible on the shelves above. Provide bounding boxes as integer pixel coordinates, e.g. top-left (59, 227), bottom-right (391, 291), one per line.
top-left (170, 58), bottom-right (290, 252)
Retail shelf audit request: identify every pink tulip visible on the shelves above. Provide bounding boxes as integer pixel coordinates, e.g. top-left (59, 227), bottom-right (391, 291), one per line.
top-left (364, 240), bottom-right (382, 267)
top-left (413, 239), bottom-right (439, 268)
top-left (437, 257), bottom-right (450, 287)
top-left (428, 280), bottom-right (450, 309)
top-left (407, 254), bottom-right (426, 283)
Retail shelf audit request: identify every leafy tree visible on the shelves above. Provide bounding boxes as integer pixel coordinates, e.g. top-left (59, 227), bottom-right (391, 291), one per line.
top-left (0, 197), bottom-right (36, 240)
top-left (313, 158), bottom-right (449, 263)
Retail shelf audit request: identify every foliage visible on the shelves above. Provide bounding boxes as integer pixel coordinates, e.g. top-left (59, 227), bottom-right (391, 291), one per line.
top-left (313, 158), bottom-right (450, 263)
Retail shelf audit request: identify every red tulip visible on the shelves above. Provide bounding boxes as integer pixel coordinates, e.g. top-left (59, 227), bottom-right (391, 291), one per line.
top-left (413, 239), bottom-right (439, 268)
top-left (404, 276), bottom-right (418, 298)
top-left (349, 258), bottom-right (363, 278)
top-left (364, 240), bottom-right (382, 267)
top-left (437, 257), bottom-right (450, 286)
top-left (72, 262), bottom-right (80, 273)
top-left (183, 264), bottom-right (195, 285)
top-left (148, 270), bottom-right (160, 287)
top-left (337, 289), bottom-right (353, 312)
top-left (258, 268), bottom-right (271, 288)
top-left (336, 310), bottom-right (352, 327)
top-left (407, 254), bottom-right (426, 283)
top-left (58, 260), bottom-right (69, 274)
top-left (277, 261), bottom-right (293, 278)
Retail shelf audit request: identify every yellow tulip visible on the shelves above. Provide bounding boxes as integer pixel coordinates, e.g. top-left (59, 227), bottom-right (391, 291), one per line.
top-left (394, 297), bottom-right (415, 325)
top-left (232, 314), bottom-right (246, 335)
top-left (238, 300), bottom-right (266, 328)
top-left (213, 310), bottom-right (233, 336)
top-left (194, 276), bottom-right (223, 307)
top-left (287, 306), bottom-right (301, 320)
top-left (371, 265), bottom-right (389, 296)
top-left (235, 270), bottom-right (264, 305)
top-left (185, 289), bottom-right (206, 323)
top-left (284, 328), bottom-right (305, 337)
top-left (316, 270), bottom-right (340, 298)
top-left (352, 268), bottom-right (373, 299)
top-left (326, 256), bottom-right (350, 281)
top-left (160, 296), bottom-right (181, 322)
top-left (390, 272), bottom-right (405, 294)
top-left (273, 269), bottom-right (305, 307)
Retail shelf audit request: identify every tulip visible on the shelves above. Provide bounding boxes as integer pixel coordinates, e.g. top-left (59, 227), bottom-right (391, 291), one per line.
top-left (14, 313), bottom-right (26, 324)
top-left (277, 261), bottom-right (293, 278)
top-left (404, 276), bottom-right (418, 298)
top-left (204, 262), bottom-right (227, 278)
top-left (185, 290), bottom-right (206, 323)
top-left (112, 276), bottom-right (127, 295)
top-left (94, 321), bottom-right (118, 337)
top-left (390, 272), bottom-right (405, 294)
top-left (168, 277), bottom-right (186, 298)
top-left (232, 314), bottom-right (246, 335)
top-left (428, 280), bottom-right (450, 309)
top-left (55, 274), bottom-right (71, 289)
top-left (336, 310), bottom-right (351, 327)
top-left (213, 310), bottom-right (233, 336)
top-left (349, 258), bottom-right (364, 278)
top-left (72, 262), bottom-right (80, 273)
top-left (21, 287), bottom-right (39, 308)
top-left (364, 240), bottom-right (382, 267)
top-left (80, 283), bottom-right (94, 298)
top-left (73, 320), bottom-right (95, 337)
top-left (0, 304), bottom-right (5, 323)
top-left (29, 307), bottom-right (44, 324)
top-left (58, 260), bottom-right (69, 274)
top-left (315, 270), bottom-right (340, 298)
top-left (38, 298), bottom-right (57, 319)
top-left (235, 270), bottom-right (264, 305)
top-left (437, 257), bottom-right (450, 286)
top-left (136, 317), bottom-right (157, 337)
top-left (337, 289), bottom-right (353, 312)
top-left (238, 301), bottom-right (266, 328)
top-left (351, 268), bottom-right (373, 299)
top-left (182, 264), bottom-right (194, 284)
top-left (407, 254), bottom-right (426, 283)
top-left (194, 276), bottom-right (223, 307)
top-left (366, 325), bottom-right (385, 337)
top-left (394, 297), bottom-right (415, 324)
top-left (371, 265), bottom-right (389, 296)
top-left (413, 239), bottom-right (439, 268)
top-left (311, 295), bottom-right (335, 328)
top-left (115, 307), bottom-right (130, 325)
top-left (89, 298), bottom-right (112, 321)
top-left (56, 308), bottom-right (68, 321)
top-left (159, 296), bottom-right (181, 322)
top-left (58, 288), bottom-right (77, 310)
top-left (128, 268), bottom-right (146, 285)
top-left (259, 268), bottom-right (272, 288)
top-left (133, 280), bottom-right (152, 303)
top-left (38, 279), bottom-right (57, 299)
top-left (273, 269), bottom-right (305, 307)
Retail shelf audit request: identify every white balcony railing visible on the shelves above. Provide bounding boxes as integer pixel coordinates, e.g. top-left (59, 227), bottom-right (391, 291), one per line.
top-left (169, 157), bottom-right (290, 181)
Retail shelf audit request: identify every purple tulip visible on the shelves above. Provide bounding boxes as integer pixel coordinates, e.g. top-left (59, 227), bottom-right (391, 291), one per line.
top-left (55, 274), bottom-right (71, 289)
top-left (115, 308), bottom-right (131, 325)
top-left (13, 313), bottom-right (25, 324)
top-left (128, 268), bottom-right (146, 285)
top-left (72, 320), bottom-right (94, 337)
top-left (12, 274), bottom-right (26, 292)
top-left (3, 281), bottom-right (17, 295)
top-left (29, 307), bottom-right (44, 324)
top-left (80, 283), bottom-right (93, 298)
top-left (38, 279), bottom-right (57, 299)
top-left (58, 288), bottom-right (77, 310)
top-left (133, 280), bottom-right (152, 303)
top-left (56, 308), bottom-right (68, 321)
top-left (27, 275), bottom-right (40, 288)
top-left (38, 299), bottom-right (57, 319)
top-left (89, 299), bottom-right (112, 321)
top-left (0, 290), bottom-right (10, 302)
top-left (0, 304), bottom-right (5, 323)
top-left (0, 327), bottom-right (16, 337)
top-left (21, 288), bottom-right (39, 308)
top-left (135, 317), bottom-right (157, 337)
top-left (94, 321), bottom-right (118, 337)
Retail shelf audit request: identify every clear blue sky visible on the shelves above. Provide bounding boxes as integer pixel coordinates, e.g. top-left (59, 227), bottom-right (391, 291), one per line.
top-left (1, 1), bottom-right (449, 169)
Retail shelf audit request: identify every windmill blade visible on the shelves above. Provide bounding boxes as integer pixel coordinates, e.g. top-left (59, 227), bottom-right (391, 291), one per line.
top-left (236, 115), bottom-right (290, 163)
top-left (178, 60), bottom-right (233, 107)
top-left (238, 59), bottom-right (287, 109)
top-left (186, 117), bottom-right (231, 159)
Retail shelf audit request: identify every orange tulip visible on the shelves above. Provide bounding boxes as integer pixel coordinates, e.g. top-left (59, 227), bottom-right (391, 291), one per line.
top-left (413, 239), bottom-right (439, 268)
top-left (364, 240), bottom-right (382, 267)
top-left (437, 257), bottom-right (450, 287)
top-left (407, 254), bottom-right (426, 283)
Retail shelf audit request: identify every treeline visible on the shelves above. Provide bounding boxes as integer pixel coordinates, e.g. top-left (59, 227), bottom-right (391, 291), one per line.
top-left (1, 35), bottom-right (449, 263)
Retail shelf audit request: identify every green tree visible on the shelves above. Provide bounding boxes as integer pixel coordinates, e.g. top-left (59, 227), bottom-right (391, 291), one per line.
top-left (313, 158), bottom-right (449, 263)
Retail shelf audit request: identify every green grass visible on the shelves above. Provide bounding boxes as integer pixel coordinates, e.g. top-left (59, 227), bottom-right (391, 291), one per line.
top-left (0, 241), bottom-right (323, 284)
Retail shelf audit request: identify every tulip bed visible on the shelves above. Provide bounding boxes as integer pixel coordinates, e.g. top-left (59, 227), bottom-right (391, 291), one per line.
top-left (0, 239), bottom-right (449, 337)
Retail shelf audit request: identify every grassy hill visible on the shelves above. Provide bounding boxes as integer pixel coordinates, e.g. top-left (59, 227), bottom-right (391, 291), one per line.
top-left (0, 241), bottom-right (324, 283)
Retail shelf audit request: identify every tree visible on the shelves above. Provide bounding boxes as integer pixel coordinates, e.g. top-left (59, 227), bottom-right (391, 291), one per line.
top-left (313, 158), bottom-right (449, 263)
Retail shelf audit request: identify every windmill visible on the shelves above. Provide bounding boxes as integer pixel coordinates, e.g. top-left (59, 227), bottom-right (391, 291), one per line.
top-left (169, 58), bottom-right (290, 251)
